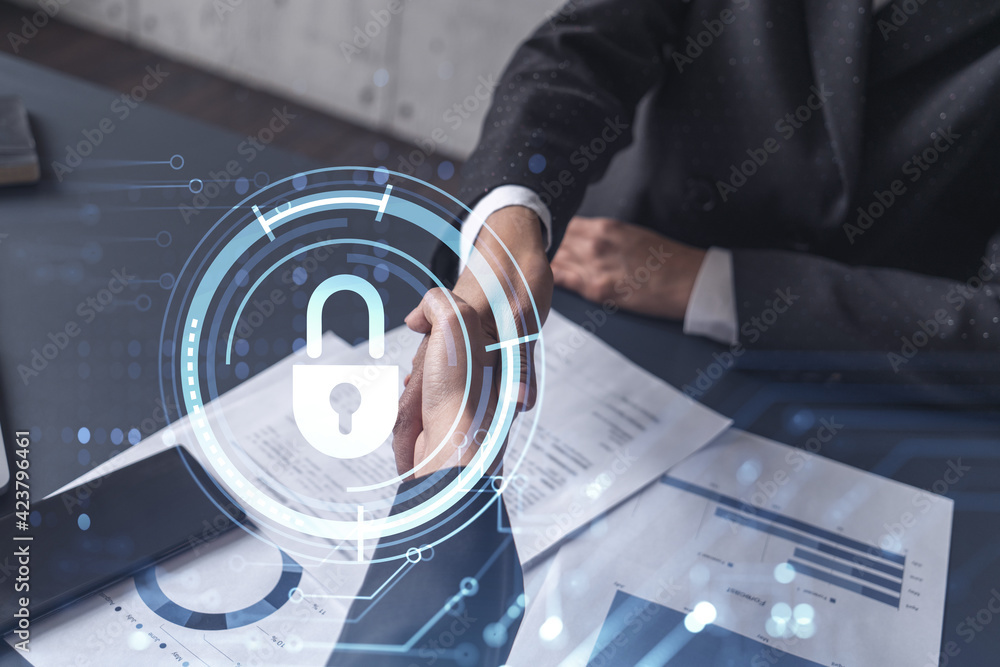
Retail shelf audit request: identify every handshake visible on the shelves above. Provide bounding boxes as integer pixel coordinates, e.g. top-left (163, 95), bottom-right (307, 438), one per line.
top-left (390, 288), bottom-right (501, 478)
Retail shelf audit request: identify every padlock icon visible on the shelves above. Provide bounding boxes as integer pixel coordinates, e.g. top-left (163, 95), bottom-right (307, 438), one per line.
top-left (292, 274), bottom-right (399, 459)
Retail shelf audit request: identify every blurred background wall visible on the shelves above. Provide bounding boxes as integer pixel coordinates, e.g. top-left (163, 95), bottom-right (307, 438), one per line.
top-left (7, 0), bottom-right (564, 158)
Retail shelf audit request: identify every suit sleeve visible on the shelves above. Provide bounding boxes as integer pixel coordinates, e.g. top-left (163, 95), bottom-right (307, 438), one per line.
top-left (730, 231), bottom-right (1000, 360)
top-left (328, 469), bottom-right (522, 667)
top-left (458, 0), bottom-right (688, 253)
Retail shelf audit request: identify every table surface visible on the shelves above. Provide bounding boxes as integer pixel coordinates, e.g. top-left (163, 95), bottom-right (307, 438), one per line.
top-left (1, 53), bottom-right (999, 666)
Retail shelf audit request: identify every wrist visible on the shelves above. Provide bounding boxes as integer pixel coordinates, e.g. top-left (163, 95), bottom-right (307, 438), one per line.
top-left (665, 246), bottom-right (707, 319)
top-left (455, 206), bottom-right (553, 320)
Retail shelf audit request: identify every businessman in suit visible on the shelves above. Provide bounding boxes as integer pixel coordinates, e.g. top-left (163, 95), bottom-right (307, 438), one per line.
top-left (394, 0), bottom-right (1000, 430)
top-left (360, 1), bottom-right (999, 662)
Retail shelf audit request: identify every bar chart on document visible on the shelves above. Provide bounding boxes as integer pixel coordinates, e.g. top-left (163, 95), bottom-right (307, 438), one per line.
top-left (512, 430), bottom-right (953, 667)
top-left (599, 431), bottom-right (952, 666)
top-left (660, 475), bottom-right (910, 611)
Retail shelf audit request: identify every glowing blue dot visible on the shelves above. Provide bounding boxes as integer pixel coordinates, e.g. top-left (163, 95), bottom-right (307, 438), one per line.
top-left (374, 166), bottom-right (390, 184)
top-left (292, 173), bottom-right (308, 191)
top-left (234, 269), bottom-right (249, 287)
top-left (128, 428), bottom-right (141, 445)
top-left (235, 362), bottom-right (249, 380)
top-left (128, 362), bottom-right (142, 379)
top-left (483, 623), bottom-right (507, 648)
top-left (78, 514), bottom-right (91, 531)
top-left (136, 624), bottom-right (143, 630)
top-left (111, 428), bottom-right (124, 445)
top-left (373, 242), bottom-right (389, 258)
top-left (235, 177), bottom-right (249, 195)
top-left (437, 160), bottom-right (455, 180)
top-left (292, 267), bottom-right (308, 285)
top-left (373, 263), bottom-right (389, 283)
top-left (528, 154), bottom-right (546, 174)
top-left (235, 339), bottom-right (250, 357)
top-left (292, 338), bottom-right (306, 352)
top-left (373, 68), bottom-right (389, 87)
top-left (128, 340), bottom-right (141, 357)
top-left (78, 427), bottom-right (91, 444)
top-left (78, 449), bottom-right (91, 466)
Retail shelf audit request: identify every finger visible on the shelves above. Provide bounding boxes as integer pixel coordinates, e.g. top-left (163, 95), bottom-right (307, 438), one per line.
top-left (393, 336), bottom-right (427, 475)
top-left (517, 338), bottom-right (538, 411)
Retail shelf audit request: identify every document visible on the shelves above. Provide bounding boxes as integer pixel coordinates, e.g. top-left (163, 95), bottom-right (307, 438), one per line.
top-left (509, 429), bottom-right (954, 667)
top-left (13, 311), bottom-right (730, 665)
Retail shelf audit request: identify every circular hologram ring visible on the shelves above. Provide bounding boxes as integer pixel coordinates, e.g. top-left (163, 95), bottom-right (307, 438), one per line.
top-left (179, 168), bottom-right (538, 552)
top-left (133, 551), bottom-right (303, 630)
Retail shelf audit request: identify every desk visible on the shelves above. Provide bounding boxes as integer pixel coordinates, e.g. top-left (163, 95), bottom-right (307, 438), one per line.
top-left (1, 54), bottom-right (999, 666)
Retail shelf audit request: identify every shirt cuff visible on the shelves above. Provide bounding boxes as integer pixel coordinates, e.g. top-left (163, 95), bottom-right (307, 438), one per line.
top-left (459, 185), bottom-right (553, 271)
top-left (683, 247), bottom-right (739, 345)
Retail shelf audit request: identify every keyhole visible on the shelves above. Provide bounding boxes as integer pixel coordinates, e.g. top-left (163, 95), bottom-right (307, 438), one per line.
top-left (330, 383), bottom-right (362, 435)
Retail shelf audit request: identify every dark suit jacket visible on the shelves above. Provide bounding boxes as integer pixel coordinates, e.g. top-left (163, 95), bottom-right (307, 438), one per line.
top-left (329, 470), bottom-right (522, 666)
top-left (457, 0), bottom-right (1000, 354)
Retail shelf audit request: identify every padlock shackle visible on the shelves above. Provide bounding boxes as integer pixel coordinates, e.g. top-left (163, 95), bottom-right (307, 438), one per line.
top-left (306, 274), bottom-right (385, 360)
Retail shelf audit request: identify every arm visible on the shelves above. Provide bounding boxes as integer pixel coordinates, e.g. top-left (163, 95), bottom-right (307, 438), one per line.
top-left (730, 242), bottom-right (1000, 358)
top-left (330, 290), bottom-right (521, 666)
top-left (404, 1), bottom-right (689, 446)
top-left (459, 0), bottom-right (687, 244)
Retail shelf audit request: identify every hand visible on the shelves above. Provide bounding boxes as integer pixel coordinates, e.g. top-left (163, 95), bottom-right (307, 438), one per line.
top-left (395, 206), bottom-right (553, 472)
top-left (393, 289), bottom-right (499, 478)
top-left (551, 216), bottom-right (706, 320)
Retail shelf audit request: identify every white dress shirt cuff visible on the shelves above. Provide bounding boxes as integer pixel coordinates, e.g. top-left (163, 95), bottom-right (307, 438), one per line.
top-left (459, 185), bottom-right (553, 270)
top-left (682, 247), bottom-right (739, 345)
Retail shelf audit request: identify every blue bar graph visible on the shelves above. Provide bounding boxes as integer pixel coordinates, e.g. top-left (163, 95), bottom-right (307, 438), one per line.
top-left (662, 476), bottom-right (905, 566)
top-left (663, 476), bottom-right (907, 609)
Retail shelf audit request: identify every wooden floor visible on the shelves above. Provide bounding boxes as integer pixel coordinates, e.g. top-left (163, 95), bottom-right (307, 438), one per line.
top-left (0, 2), bottom-right (456, 192)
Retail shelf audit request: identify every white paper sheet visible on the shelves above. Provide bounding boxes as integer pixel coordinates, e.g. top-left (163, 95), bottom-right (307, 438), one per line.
top-left (509, 429), bottom-right (954, 667)
top-left (13, 311), bottom-right (731, 665)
